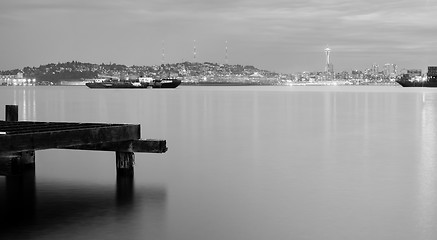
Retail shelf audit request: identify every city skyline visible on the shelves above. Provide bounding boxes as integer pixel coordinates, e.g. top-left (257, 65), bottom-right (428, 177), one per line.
top-left (0, 48), bottom-right (425, 76)
top-left (1, 0), bottom-right (436, 74)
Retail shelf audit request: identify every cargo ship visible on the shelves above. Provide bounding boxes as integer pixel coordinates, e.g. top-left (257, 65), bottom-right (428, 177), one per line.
top-left (396, 66), bottom-right (437, 87)
top-left (86, 77), bottom-right (181, 89)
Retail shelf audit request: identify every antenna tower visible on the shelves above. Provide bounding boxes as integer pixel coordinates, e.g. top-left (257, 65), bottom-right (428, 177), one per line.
top-left (193, 40), bottom-right (197, 62)
top-left (225, 40), bottom-right (228, 64)
top-left (161, 40), bottom-right (165, 64)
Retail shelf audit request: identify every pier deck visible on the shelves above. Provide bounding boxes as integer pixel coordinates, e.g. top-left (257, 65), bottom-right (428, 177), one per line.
top-left (0, 121), bottom-right (166, 153)
top-left (0, 105), bottom-right (167, 176)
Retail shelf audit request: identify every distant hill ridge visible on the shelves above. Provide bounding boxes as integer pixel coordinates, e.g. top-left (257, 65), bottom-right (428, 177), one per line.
top-left (1, 61), bottom-right (279, 83)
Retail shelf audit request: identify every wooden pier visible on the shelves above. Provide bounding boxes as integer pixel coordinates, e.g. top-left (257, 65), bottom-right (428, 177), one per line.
top-left (0, 105), bottom-right (167, 176)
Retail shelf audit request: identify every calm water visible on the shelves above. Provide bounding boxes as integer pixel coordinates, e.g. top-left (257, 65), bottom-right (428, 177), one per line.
top-left (1, 85), bottom-right (437, 239)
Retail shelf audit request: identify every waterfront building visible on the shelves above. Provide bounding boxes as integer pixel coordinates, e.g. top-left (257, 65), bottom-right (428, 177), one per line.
top-left (407, 69), bottom-right (422, 77)
top-left (428, 66), bottom-right (437, 76)
top-left (428, 66), bottom-right (437, 82)
top-left (0, 71), bottom-right (33, 85)
top-left (352, 70), bottom-right (363, 80)
top-left (336, 71), bottom-right (350, 80)
top-left (406, 69), bottom-right (423, 81)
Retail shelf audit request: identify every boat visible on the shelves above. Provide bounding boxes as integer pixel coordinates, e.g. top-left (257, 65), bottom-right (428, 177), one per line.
top-left (396, 66), bottom-right (437, 87)
top-left (151, 78), bottom-right (182, 88)
top-left (86, 77), bottom-right (181, 89)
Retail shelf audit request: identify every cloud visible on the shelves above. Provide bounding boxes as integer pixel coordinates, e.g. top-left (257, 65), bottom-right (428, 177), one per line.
top-left (0, 0), bottom-right (436, 72)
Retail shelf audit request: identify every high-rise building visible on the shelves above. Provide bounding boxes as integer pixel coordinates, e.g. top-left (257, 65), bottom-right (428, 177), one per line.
top-left (352, 70), bottom-right (363, 79)
top-left (383, 63), bottom-right (397, 78)
top-left (427, 66), bottom-right (437, 76)
top-left (372, 64), bottom-right (379, 75)
top-left (428, 66), bottom-right (437, 81)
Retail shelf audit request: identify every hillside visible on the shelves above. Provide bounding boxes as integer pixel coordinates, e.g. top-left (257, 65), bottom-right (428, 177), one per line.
top-left (1, 61), bottom-right (281, 83)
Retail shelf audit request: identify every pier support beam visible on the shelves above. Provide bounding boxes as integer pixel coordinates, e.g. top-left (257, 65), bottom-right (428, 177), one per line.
top-left (0, 151), bottom-right (35, 176)
top-left (0, 105), bottom-right (35, 176)
top-left (116, 152), bottom-right (135, 176)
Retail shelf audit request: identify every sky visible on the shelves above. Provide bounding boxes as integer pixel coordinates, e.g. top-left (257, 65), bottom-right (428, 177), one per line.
top-left (1, 0), bottom-right (436, 73)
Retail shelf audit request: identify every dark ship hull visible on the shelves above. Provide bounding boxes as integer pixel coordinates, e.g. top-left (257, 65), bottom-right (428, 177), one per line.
top-left (151, 79), bottom-right (182, 88)
top-left (396, 80), bottom-right (437, 87)
top-left (86, 79), bottom-right (181, 89)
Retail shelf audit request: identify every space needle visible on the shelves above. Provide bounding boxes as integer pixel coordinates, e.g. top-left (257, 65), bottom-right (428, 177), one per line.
top-left (324, 47), bottom-right (331, 72)
top-left (324, 47), bottom-right (334, 80)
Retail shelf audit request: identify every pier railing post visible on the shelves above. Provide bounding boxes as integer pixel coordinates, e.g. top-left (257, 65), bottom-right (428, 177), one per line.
top-left (0, 105), bottom-right (35, 176)
top-left (5, 105), bottom-right (18, 122)
top-left (116, 152), bottom-right (135, 176)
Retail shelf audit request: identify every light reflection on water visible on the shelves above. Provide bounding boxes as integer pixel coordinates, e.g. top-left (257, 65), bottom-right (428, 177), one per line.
top-left (11, 87), bottom-right (37, 120)
top-left (417, 92), bottom-right (437, 237)
top-left (2, 86), bottom-right (437, 239)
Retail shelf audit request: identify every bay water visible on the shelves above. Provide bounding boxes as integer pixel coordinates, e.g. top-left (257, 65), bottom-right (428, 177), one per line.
top-left (1, 85), bottom-right (437, 239)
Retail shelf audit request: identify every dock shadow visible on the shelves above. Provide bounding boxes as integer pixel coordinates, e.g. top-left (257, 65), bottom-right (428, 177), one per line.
top-left (0, 173), bottom-right (167, 239)
top-left (0, 169), bottom-right (36, 227)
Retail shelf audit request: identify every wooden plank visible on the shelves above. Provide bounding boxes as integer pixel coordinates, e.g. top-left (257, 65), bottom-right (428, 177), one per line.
top-left (131, 139), bottom-right (167, 153)
top-left (62, 139), bottom-right (167, 153)
top-left (0, 121), bottom-right (121, 134)
top-left (0, 124), bottom-right (140, 152)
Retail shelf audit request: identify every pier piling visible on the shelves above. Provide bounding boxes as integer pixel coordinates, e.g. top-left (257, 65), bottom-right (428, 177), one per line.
top-left (116, 152), bottom-right (135, 176)
top-left (1, 105), bottom-right (35, 175)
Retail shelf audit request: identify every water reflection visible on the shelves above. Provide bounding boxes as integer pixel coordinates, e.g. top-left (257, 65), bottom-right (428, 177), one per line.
top-left (1, 170), bottom-right (36, 226)
top-left (116, 174), bottom-right (134, 206)
top-left (417, 92), bottom-right (437, 234)
top-left (0, 173), bottom-right (167, 239)
top-left (11, 87), bottom-right (37, 120)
